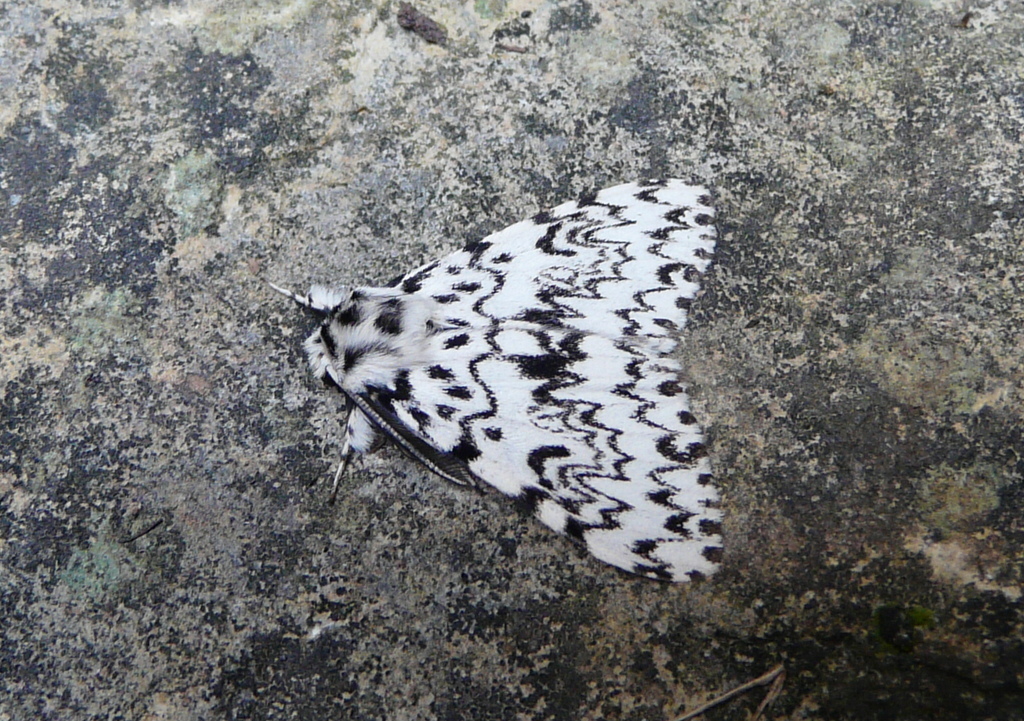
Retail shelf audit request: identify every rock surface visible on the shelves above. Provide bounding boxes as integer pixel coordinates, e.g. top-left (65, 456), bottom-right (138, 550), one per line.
top-left (1, 1), bottom-right (1022, 719)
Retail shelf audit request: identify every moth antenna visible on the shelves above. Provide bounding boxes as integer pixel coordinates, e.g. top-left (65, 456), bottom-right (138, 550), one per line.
top-left (267, 281), bottom-right (333, 314)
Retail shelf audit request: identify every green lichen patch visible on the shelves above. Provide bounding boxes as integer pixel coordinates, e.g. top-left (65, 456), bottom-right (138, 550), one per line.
top-left (915, 462), bottom-right (1006, 538)
top-left (59, 541), bottom-right (123, 603)
top-left (852, 322), bottom-right (992, 416)
top-left (474, 0), bottom-right (507, 21)
top-left (68, 287), bottom-right (149, 362)
top-left (163, 150), bottom-right (225, 240)
top-left (870, 603), bottom-right (936, 655)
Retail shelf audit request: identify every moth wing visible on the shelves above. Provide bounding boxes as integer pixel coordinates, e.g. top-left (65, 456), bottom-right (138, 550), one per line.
top-left (355, 320), bottom-right (722, 582)
top-left (333, 179), bottom-right (721, 581)
top-left (396, 179), bottom-right (715, 347)
top-left (345, 389), bottom-right (478, 487)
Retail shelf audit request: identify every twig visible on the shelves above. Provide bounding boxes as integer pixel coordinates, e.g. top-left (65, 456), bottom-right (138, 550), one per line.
top-left (674, 664), bottom-right (786, 721)
top-left (121, 518), bottom-right (164, 544)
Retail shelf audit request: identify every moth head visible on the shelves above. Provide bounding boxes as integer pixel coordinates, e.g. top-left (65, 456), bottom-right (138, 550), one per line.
top-left (305, 285), bottom-right (350, 313)
top-left (302, 289), bottom-right (434, 393)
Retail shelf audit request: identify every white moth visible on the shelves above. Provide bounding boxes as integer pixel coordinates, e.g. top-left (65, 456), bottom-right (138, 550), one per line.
top-left (273, 180), bottom-right (723, 582)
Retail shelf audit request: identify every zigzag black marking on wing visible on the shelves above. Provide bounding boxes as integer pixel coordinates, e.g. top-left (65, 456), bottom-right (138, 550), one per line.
top-left (617, 254), bottom-right (694, 340)
top-left (513, 331), bottom-right (594, 488)
top-left (582, 350), bottom-right (647, 483)
top-left (542, 334), bottom-right (637, 489)
top-left (467, 198), bottom-right (667, 494)
top-left (444, 212), bottom-right (644, 506)
top-left (518, 329), bottom-right (638, 526)
top-left (545, 199), bottom-right (687, 485)
top-left (449, 326), bottom-right (501, 473)
top-left (609, 350), bottom-right (706, 488)
top-left (603, 354), bottom-right (668, 478)
top-left (530, 208), bottom-right (635, 325)
top-left (531, 198), bottom-right (697, 340)
top-left (574, 397), bottom-right (635, 484)
top-left (434, 228), bottom-right (507, 471)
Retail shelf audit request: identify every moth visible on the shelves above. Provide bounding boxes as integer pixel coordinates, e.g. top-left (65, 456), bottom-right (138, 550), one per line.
top-left (273, 180), bottom-right (723, 581)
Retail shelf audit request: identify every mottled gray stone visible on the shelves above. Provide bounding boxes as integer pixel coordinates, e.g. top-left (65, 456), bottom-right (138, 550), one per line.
top-left (1, 1), bottom-right (1022, 719)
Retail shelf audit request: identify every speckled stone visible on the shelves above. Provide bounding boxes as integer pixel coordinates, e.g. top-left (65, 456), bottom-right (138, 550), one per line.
top-left (1, 1), bottom-right (1022, 719)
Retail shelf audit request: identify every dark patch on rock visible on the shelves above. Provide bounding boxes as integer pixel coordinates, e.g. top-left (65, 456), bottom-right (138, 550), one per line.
top-left (177, 45), bottom-right (278, 177)
top-left (0, 120), bottom-right (76, 246)
top-left (42, 22), bottom-right (116, 133)
top-left (214, 631), bottom-right (360, 718)
top-left (548, 1), bottom-right (600, 33)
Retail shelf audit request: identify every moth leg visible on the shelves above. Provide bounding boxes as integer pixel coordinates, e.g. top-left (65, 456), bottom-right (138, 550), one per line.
top-left (327, 403), bottom-right (378, 504)
top-left (328, 439), bottom-right (353, 506)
